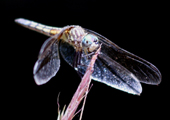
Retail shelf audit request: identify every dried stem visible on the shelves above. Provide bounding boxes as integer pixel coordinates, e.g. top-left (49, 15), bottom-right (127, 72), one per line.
top-left (58, 45), bottom-right (101, 120)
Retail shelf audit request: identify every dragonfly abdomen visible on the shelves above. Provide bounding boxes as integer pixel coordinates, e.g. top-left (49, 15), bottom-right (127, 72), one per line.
top-left (15, 18), bottom-right (62, 36)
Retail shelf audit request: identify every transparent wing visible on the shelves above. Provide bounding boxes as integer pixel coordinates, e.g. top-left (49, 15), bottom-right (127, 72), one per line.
top-left (59, 41), bottom-right (142, 95)
top-left (85, 28), bottom-right (162, 85)
top-left (33, 40), bottom-right (60, 85)
top-left (38, 25), bottom-right (75, 60)
top-left (33, 26), bottom-right (75, 85)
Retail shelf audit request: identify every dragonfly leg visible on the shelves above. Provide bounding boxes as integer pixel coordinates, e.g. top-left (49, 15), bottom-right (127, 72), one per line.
top-left (73, 51), bottom-right (80, 67)
top-left (76, 71), bottom-right (83, 78)
top-left (77, 51), bottom-right (82, 65)
top-left (73, 51), bottom-right (78, 69)
top-left (73, 51), bottom-right (84, 78)
top-left (82, 52), bottom-right (95, 58)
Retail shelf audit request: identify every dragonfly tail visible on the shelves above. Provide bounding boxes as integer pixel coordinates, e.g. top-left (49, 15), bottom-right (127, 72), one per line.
top-left (15, 18), bottom-right (62, 36)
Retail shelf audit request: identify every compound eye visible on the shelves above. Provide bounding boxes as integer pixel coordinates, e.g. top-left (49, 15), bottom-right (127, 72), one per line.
top-left (85, 39), bottom-right (92, 47)
top-left (94, 39), bottom-right (97, 42)
top-left (93, 38), bottom-right (99, 44)
top-left (82, 34), bottom-right (92, 46)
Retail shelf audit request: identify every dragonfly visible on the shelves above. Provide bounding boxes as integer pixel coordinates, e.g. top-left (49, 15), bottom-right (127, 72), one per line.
top-left (15, 18), bottom-right (161, 95)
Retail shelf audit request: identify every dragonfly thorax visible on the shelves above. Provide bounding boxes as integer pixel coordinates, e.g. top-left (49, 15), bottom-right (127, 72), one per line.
top-left (62, 26), bottom-right (85, 48)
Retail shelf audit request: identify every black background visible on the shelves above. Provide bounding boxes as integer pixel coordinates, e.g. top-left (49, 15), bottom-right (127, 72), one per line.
top-left (5, 0), bottom-right (168, 120)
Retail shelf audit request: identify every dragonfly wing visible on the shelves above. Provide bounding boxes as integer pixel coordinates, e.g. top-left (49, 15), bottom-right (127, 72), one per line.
top-left (59, 41), bottom-right (75, 66)
top-left (33, 26), bottom-right (75, 85)
top-left (85, 28), bottom-right (162, 85)
top-left (60, 41), bottom-right (142, 95)
top-left (33, 41), bottom-right (60, 85)
top-left (38, 25), bottom-right (75, 60)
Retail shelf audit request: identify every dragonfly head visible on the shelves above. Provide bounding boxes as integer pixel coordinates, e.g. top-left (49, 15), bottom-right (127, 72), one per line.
top-left (82, 34), bottom-right (99, 52)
